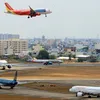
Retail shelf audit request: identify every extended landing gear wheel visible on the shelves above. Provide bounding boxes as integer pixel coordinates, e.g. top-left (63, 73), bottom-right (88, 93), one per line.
top-left (2, 66), bottom-right (5, 70)
top-left (45, 14), bottom-right (47, 17)
top-left (28, 16), bottom-right (30, 18)
top-left (0, 86), bottom-right (2, 89)
top-left (97, 95), bottom-right (100, 98)
top-left (10, 86), bottom-right (14, 89)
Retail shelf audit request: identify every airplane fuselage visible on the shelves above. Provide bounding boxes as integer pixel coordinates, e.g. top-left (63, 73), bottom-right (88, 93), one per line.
top-left (6, 9), bottom-right (52, 16)
top-left (0, 79), bottom-right (17, 86)
top-left (69, 86), bottom-right (100, 97)
top-left (5, 2), bottom-right (52, 18)
top-left (0, 71), bottom-right (18, 89)
top-left (32, 59), bottom-right (62, 63)
top-left (0, 60), bottom-right (12, 70)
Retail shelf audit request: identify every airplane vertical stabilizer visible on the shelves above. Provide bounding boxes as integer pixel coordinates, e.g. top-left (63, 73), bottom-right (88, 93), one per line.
top-left (13, 71), bottom-right (17, 81)
top-left (5, 2), bottom-right (14, 12)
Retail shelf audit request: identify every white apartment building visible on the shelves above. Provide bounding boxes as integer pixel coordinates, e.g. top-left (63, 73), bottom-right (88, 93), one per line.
top-left (0, 39), bottom-right (28, 55)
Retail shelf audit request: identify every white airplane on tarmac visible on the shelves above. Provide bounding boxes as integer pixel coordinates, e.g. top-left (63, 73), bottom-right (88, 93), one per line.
top-left (69, 86), bottom-right (100, 98)
top-left (0, 60), bottom-right (12, 70)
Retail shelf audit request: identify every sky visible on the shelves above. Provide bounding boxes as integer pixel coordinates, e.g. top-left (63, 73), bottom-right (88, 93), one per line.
top-left (1, 0), bottom-right (100, 39)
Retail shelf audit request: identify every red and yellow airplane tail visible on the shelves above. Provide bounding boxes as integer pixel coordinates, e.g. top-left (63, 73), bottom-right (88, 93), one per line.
top-left (5, 2), bottom-right (14, 12)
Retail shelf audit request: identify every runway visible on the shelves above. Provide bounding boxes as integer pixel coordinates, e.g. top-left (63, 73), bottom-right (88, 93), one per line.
top-left (0, 63), bottom-right (100, 99)
top-left (1, 80), bottom-right (100, 100)
top-left (10, 62), bottom-right (100, 68)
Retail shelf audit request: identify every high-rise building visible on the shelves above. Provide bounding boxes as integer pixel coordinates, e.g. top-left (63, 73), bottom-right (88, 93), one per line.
top-left (42, 35), bottom-right (45, 41)
top-left (0, 39), bottom-right (28, 55)
top-left (0, 33), bottom-right (20, 40)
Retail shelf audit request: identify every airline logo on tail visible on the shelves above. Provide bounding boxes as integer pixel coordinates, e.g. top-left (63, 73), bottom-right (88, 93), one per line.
top-left (14, 71), bottom-right (18, 81)
top-left (5, 3), bottom-right (14, 13)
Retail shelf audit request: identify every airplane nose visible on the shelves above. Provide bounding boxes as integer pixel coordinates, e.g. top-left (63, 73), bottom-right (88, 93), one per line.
top-left (49, 10), bottom-right (52, 13)
top-left (69, 88), bottom-right (72, 92)
top-left (46, 9), bottom-right (52, 13)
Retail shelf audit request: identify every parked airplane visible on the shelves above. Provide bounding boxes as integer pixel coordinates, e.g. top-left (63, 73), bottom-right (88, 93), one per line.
top-left (69, 86), bottom-right (100, 98)
top-left (31, 58), bottom-right (63, 63)
top-left (0, 60), bottom-right (12, 70)
top-left (0, 71), bottom-right (18, 89)
top-left (5, 2), bottom-right (52, 18)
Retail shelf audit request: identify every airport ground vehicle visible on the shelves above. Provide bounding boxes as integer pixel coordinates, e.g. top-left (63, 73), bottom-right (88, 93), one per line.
top-left (43, 61), bottom-right (52, 65)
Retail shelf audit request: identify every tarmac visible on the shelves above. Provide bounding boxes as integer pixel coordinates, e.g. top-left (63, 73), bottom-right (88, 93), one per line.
top-left (1, 80), bottom-right (100, 100)
top-left (0, 63), bottom-right (100, 100)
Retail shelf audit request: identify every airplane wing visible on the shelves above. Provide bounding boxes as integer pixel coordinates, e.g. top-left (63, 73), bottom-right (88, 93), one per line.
top-left (29, 6), bottom-right (35, 12)
top-left (29, 6), bottom-right (36, 16)
top-left (18, 81), bottom-right (32, 85)
top-left (28, 6), bottom-right (40, 18)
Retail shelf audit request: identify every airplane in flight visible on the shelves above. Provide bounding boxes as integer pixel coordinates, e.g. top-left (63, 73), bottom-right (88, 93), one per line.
top-left (69, 86), bottom-right (100, 98)
top-left (0, 60), bottom-right (12, 70)
top-left (0, 71), bottom-right (18, 89)
top-left (5, 2), bottom-right (52, 18)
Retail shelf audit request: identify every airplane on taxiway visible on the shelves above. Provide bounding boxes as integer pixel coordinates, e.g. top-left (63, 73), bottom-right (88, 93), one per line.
top-left (0, 60), bottom-right (12, 70)
top-left (32, 58), bottom-right (62, 63)
top-left (69, 86), bottom-right (100, 98)
top-left (0, 71), bottom-right (18, 89)
top-left (5, 2), bottom-right (52, 18)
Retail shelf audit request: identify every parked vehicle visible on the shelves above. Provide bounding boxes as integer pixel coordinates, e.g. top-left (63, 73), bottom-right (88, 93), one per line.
top-left (43, 61), bottom-right (52, 65)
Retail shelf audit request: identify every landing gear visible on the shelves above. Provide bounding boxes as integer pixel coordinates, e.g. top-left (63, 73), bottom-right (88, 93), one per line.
top-left (2, 66), bottom-right (5, 70)
top-left (10, 86), bottom-right (14, 89)
top-left (97, 95), bottom-right (100, 98)
top-left (28, 16), bottom-right (33, 18)
top-left (45, 14), bottom-right (47, 17)
top-left (28, 16), bottom-right (30, 18)
top-left (0, 86), bottom-right (2, 89)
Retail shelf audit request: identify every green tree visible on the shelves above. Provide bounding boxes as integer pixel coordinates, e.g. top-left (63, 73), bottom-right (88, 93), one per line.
top-left (72, 54), bottom-right (76, 58)
top-left (77, 58), bottom-right (84, 62)
top-left (37, 50), bottom-right (49, 59)
top-left (49, 55), bottom-right (56, 59)
top-left (68, 52), bottom-right (72, 60)
top-left (28, 52), bottom-right (33, 57)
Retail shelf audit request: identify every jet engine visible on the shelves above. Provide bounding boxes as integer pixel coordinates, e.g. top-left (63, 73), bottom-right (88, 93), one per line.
top-left (6, 65), bottom-right (12, 69)
top-left (76, 92), bottom-right (84, 97)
